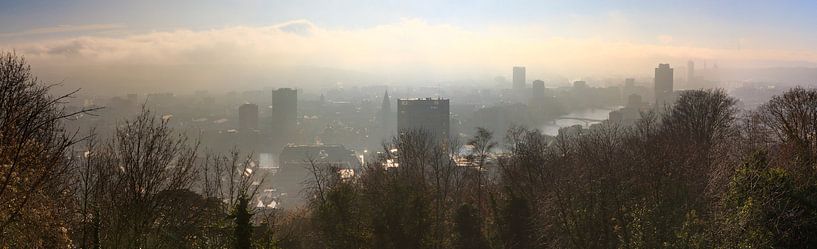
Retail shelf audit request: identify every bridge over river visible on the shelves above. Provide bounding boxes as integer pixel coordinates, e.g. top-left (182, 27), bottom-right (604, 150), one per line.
top-left (541, 107), bottom-right (618, 136)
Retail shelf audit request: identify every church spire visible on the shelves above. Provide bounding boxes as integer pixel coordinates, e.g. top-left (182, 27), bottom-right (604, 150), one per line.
top-left (381, 90), bottom-right (391, 113)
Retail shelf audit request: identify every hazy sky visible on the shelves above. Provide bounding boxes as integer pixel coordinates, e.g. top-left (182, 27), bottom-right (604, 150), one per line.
top-left (2, 0), bottom-right (817, 93)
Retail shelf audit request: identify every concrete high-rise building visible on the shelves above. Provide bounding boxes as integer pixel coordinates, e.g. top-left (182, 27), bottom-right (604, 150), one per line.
top-left (654, 63), bottom-right (674, 108)
top-left (239, 103), bottom-right (259, 131)
top-left (272, 88), bottom-right (298, 139)
top-left (513, 66), bottom-right (526, 89)
top-left (397, 98), bottom-right (450, 141)
top-left (532, 80), bottom-right (545, 102)
top-left (530, 80), bottom-right (547, 122)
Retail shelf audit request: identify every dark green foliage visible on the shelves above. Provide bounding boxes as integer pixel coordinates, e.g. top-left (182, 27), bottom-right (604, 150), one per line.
top-left (370, 178), bottom-right (434, 249)
top-left (313, 182), bottom-right (368, 248)
top-left (718, 151), bottom-right (817, 248)
top-left (233, 193), bottom-right (253, 249)
top-left (670, 210), bottom-right (711, 249)
top-left (497, 194), bottom-right (533, 249)
top-left (454, 203), bottom-right (489, 249)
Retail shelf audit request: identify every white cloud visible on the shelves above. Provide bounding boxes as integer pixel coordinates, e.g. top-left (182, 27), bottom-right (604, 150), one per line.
top-left (0, 24), bottom-right (125, 37)
top-left (2, 19), bottom-right (816, 93)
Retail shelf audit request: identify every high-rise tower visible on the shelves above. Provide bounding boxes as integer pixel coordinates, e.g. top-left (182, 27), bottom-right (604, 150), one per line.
top-left (238, 103), bottom-right (259, 131)
top-left (513, 66), bottom-right (526, 89)
top-left (272, 88), bottom-right (297, 141)
top-left (531, 80), bottom-right (545, 106)
top-left (654, 64), bottom-right (674, 108)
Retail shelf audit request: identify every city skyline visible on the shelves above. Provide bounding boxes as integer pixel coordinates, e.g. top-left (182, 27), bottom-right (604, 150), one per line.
top-left (3, 2), bottom-right (817, 247)
top-left (2, 1), bottom-right (817, 93)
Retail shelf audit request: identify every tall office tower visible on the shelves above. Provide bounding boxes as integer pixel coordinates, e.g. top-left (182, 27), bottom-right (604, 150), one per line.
top-left (513, 66), bottom-right (526, 89)
top-left (654, 63), bottom-right (674, 108)
top-left (397, 98), bottom-right (450, 141)
top-left (272, 88), bottom-right (298, 139)
top-left (531, 80), bottom-right (546, 104)
top-left (379, 91), bottom-right (394, 137)
top-left (239, 103), bottom-right (259, 131)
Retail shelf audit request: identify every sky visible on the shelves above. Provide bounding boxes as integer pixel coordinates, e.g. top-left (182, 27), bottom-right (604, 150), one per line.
top-left (2, 0), bottom-right (817, 93)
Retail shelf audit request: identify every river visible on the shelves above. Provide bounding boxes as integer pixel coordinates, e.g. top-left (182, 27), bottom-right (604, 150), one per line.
top-left (541, 107), bottom-right (618, 136)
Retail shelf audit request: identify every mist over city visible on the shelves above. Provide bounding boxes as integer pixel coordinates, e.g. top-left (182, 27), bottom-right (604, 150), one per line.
top-left (2, 1), bottom-right (817, 248)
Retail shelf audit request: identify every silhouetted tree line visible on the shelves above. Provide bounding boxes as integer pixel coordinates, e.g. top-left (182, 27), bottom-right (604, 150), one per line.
top-left (2, 51), bottom-right (817, 248)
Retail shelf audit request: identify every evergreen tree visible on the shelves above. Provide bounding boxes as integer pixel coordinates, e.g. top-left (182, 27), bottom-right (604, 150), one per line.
top-left (234, 193), bottom-right (253, 249)
top-left (454, 203), bottom-right (489, 249)
top-left (499, 194), bottom-right (533, 249)
top-left (719, 151), bottom-right (817, 248)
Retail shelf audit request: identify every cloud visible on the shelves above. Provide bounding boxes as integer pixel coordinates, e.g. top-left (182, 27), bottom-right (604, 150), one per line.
top-left (2, 19), bottom-right (817, 93)
top-left (0, 24), bottom-right (125, 37)
top-left (657, 35), bottom-right (674, 44)
top-left (274, 19), bottom-right (316, 36)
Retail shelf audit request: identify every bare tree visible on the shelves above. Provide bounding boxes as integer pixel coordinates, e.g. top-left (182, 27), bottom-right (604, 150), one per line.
top-left (660, 89), bottom-right (738, 148)
top-left (0, 51), bottom-right (94, 246)
top-left (73, 129), bottom-right (104, 248)
top-left (202, 149), bottom-right (263, 213)
top-left (466, 127), bottom-right (497, 205)
top-left (757, 87), bottom-right (817, 182)
top-left (200, 148), bottom-right (266, 248)
top-left (91, 107), bottom-right (200, 248)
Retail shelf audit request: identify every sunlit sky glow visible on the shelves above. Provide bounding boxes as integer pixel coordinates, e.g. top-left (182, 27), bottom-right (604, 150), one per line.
top-left (2, 0), bottom-right (816, 93)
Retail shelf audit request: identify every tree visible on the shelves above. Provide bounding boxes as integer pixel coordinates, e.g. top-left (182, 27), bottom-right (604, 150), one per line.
top-left (453, 203), bottom-right (489, 249)
top-left (660, 89), bottom-right (739, 199)
top-left (310, 175), bottom-right (368, 249)
top-left (661, 89), bottom-right (738, 148)
top-left (758, 87), bottom-right (817, 182)
top-left (496, 127), bottom-right (549, 248)
top-left (73, 131), bottom-right (103, 249)
top-left (0, 51), bottom-right (93, 246)
top-left (233, 192), bottom-right (253, 249)
top-left (656, 89), bottom-right (739, 245)
top-left (91, 107), bottom-right (200, 248)
top-left (466, 127), bottom-right (497, 208)
top-left (496, 193), bottom-right (534, 249)
top-left (717, 151), bottom-right (817, 248)
top-left (201, 149), bottom-right (265, 248)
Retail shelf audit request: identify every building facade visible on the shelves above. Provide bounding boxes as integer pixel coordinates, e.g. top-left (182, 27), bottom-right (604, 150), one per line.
top-left (238, 103), bottom-right (259, 131)
top-left (513, 66), bottom-right (526, 89)
top-left (654, 63), bottom-right (674, 108)
top-left (272, 88), bottom-right (298, 142)
top-left (397, 98), bottom-right (450, 141)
